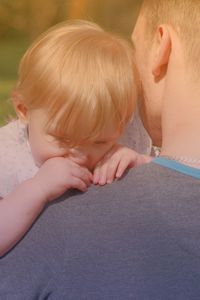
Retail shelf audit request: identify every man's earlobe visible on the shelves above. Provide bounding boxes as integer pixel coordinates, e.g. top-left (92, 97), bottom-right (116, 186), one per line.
top-left (12, 91), bottom-right (29, 123)
top-left (152, 25), bottom-right (171, 80)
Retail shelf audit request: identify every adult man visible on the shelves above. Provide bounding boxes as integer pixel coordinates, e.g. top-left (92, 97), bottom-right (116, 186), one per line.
top-left (1, 0), bottom-right (200, 299)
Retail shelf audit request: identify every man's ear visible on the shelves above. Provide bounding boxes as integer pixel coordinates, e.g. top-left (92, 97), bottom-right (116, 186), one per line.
top-left (12, 91), bottom-right (29, 123)
top-left (152, 25), bottom-right (172, 80)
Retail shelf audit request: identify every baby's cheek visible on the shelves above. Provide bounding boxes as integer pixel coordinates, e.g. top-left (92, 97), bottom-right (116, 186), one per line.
top-left (30, 139), bottom-right (68, 167)
top-left (29, 143), bottom-right (52, 167)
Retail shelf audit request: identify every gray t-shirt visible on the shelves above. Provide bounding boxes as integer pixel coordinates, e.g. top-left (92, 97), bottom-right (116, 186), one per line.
top-left (1, 161), bottom-right (200, 300)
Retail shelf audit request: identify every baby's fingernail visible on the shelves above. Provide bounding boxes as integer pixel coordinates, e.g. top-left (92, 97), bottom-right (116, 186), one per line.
top-left (99, 180), bottom-right (106, 186)
top-left (116, 173), bottom-right (122, 179)
top-left (107, 179), bottom-right (112, 184)
top-left (93, 177), bottom-right (97, 184)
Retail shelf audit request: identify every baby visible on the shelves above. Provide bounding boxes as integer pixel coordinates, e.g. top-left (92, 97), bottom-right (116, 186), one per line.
top-left (0, 20), bottom-right (151, 256)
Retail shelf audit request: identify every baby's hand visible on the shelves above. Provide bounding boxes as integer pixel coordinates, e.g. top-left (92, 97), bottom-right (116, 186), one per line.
top-left (32, 157), bottom-right (92, 202)
top-left (93, 144), bottom-right (152, 186)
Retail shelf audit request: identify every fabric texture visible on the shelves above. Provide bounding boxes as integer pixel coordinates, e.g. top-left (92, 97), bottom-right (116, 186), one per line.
top-left (154, 156), bottom-right (200, 179)
top-left (0, 113), bottom-right (151, 197)
top-left (119, 108), bottom-right (152, 154)
top-left (0, 162), bottom-right (200, 299)
top-left (0, 120), bottom-right (38, 197)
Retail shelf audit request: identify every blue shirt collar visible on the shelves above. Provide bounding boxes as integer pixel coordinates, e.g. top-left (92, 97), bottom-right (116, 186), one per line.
top-left (153, 157), bottom-right (200, 180)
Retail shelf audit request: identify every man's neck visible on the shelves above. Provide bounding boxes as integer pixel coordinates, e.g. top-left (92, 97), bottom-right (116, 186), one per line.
top-left (161, 73), bottom-right (200, 159)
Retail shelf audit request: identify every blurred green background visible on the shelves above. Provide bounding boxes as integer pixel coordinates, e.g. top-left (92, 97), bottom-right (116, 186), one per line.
top-left (0, 0), bottom-right (142, 125)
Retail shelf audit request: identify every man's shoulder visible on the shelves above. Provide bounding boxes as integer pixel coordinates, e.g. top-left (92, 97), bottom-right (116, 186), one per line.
top-left (109, 161), bottom-right (199, 190)
top-left (55, 161), bottom-right (199, 223)
top-left (1, 162), bottom-right (200, 299)
top-left (86, 162), bottom-right (198, 200)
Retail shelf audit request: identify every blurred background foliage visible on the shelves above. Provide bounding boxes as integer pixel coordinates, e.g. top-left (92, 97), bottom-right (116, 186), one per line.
top-left (0, 0), bottom-right (142, 125)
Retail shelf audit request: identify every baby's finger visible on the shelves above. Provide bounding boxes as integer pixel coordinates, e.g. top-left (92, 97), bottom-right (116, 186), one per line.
top-left (70, 176), bottom-right (88, 192)
top-left (71, 166), bottom-right (92, 187)
top-left (106, 158), bottom-right (121, 184)
top-left (116, 157), bottom-right (134, 179)
top-left (136, 154), bottom-right (153, 166)
top-left (93, 166), bottom-right (100, 185)
top-left (98, 163), bottom-right (109, 186)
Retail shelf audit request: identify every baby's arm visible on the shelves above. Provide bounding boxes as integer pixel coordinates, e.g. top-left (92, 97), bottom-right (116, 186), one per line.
top-left (0, 157), bottom-right (92, 257)
top-left (93, 144), bottom-right (152, 186)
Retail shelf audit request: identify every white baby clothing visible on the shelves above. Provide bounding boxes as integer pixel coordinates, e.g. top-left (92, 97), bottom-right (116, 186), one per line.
top-left (119, 109), bottom-right (152, 154)
top-left (0, 120), bottom-right (38, 197)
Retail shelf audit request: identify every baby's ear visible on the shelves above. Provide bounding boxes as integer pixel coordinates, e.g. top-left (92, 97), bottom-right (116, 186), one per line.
top-left (12, 90), bottom-right (29, 124)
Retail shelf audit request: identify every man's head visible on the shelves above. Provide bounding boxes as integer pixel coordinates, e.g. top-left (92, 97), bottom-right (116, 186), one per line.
top-left (132, 0), bottom-right (200, 146)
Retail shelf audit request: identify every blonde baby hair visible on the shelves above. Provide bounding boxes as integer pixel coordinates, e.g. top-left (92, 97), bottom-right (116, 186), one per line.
top-left (14, 20), bottom-right (136, 147)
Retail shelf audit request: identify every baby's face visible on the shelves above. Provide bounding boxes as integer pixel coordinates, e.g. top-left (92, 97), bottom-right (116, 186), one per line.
top-left (27, 109), bottom-right (120, 170)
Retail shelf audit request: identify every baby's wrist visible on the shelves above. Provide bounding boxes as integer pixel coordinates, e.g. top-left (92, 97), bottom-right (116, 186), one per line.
top-left (24, 178), bottom-right (49, 205)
